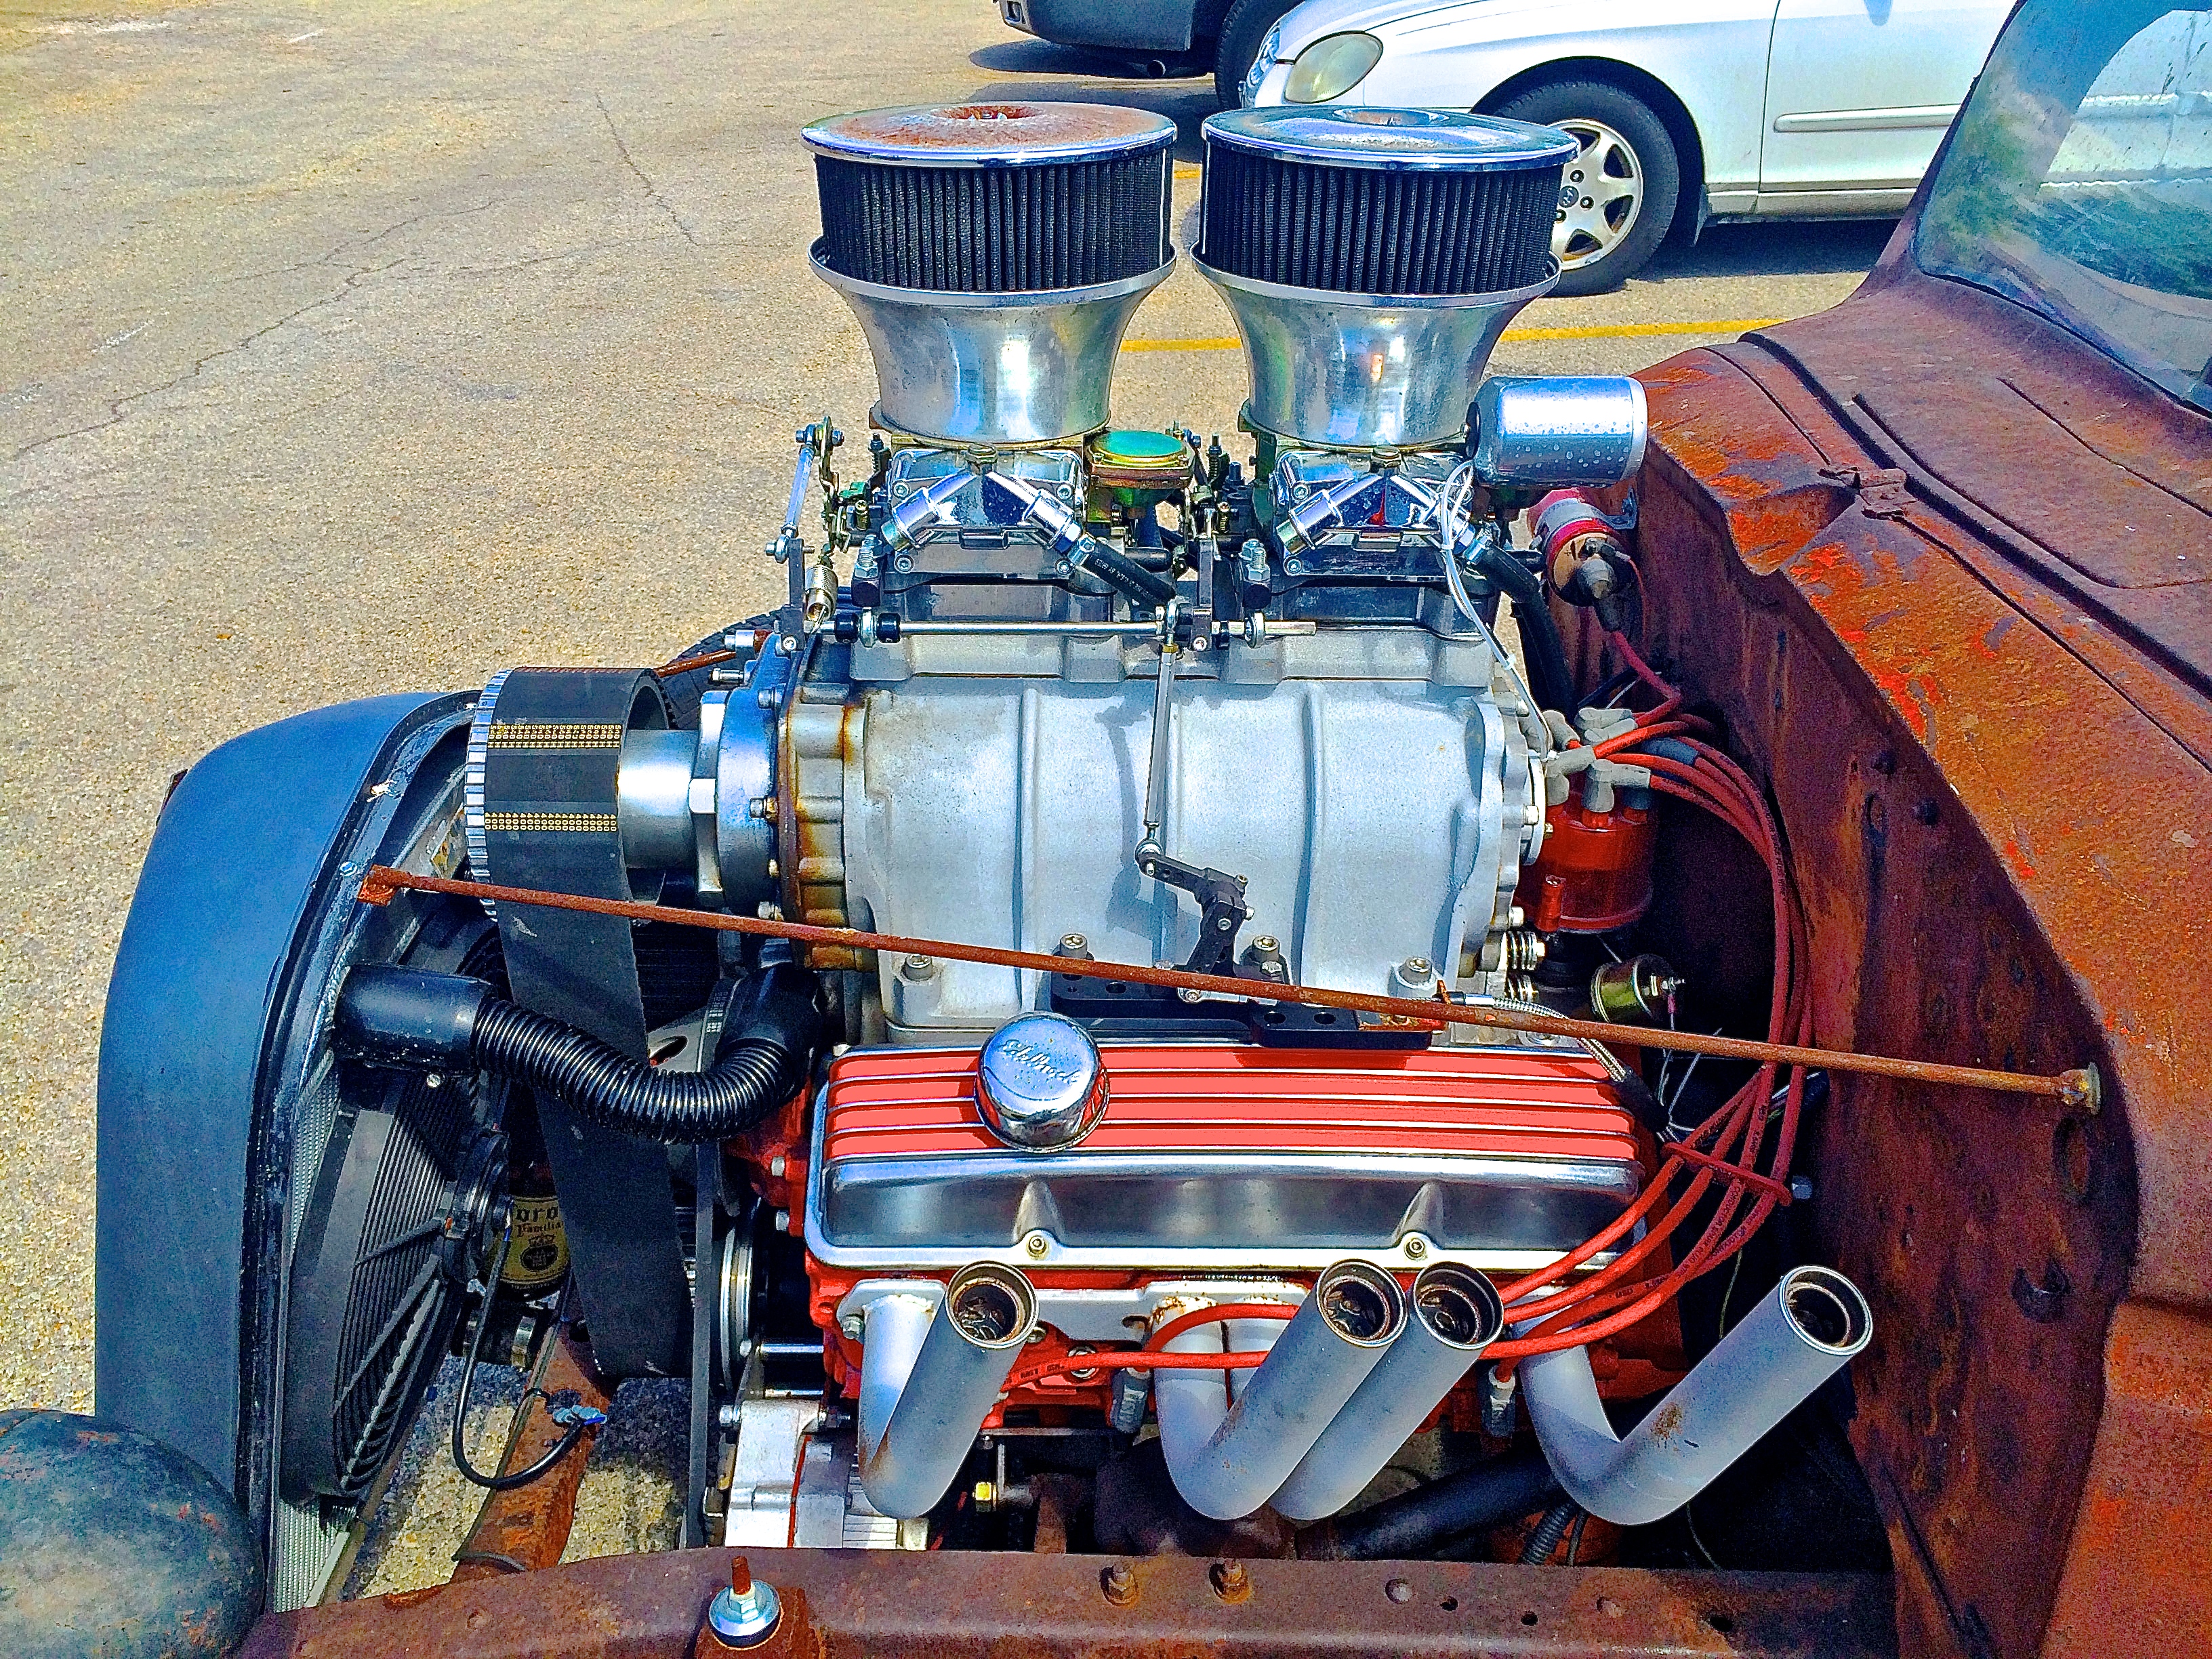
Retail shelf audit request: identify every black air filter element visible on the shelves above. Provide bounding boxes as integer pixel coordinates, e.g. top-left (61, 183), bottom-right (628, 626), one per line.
top-left (1199, 108), bottom-right (1574, 298)
top-left (805, 103), bottom-right (1175, 294)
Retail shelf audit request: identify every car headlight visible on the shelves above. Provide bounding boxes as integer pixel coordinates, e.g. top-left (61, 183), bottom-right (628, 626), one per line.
top-left (1284, 32), bottom-right (1382, 104)
top-left (1240, 22), bottom-right (1284, 104)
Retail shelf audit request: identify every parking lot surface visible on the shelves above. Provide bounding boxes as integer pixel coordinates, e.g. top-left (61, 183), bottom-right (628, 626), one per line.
top-left (0, 0), bottom-right (1884, 1460)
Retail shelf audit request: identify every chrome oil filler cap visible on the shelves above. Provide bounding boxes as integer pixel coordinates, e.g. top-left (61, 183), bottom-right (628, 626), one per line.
top-left (975, 1013), bottom-right (1109, 1151)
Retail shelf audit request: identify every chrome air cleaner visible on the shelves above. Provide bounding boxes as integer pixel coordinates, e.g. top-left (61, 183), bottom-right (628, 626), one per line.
top-left (803, 102), bottom-right (1176, 444)
top-left (1196, 108), bottom-right (1577, 448)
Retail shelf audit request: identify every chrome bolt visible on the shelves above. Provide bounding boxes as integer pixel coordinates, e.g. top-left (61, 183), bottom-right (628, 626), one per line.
top-left (706, 1558), bottom-right (783, 1650)
top-left (901, 954), bottom-right (936, 981)
top-left (773, 1209), bottom-right (791, 1233)
top-left (895, 554), bottom-right (915, 573)
top-left (769, 1154), bottom-right (787, 1179)
top-left (1404, 1235), bottom-right (1429, 1261)
top-left (1401, 956), bottom-right (1433, 980)
top-left (1252, 936), bottom-right (1279, 954)
top-left (1061, 933), bottom-right (1088, 954)
top-left (1024, 1232), bottom-right (1050, 1259)
top-left (839, 1315), bottom-right (864, 1341)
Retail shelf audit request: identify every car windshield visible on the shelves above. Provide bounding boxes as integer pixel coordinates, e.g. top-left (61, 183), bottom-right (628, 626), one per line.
top-left (1916, 1), bottom-right (2212, 409)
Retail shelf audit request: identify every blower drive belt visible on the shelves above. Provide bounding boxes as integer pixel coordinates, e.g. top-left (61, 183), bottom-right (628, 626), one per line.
top-left (471, 665), bottom-right (691, 1379)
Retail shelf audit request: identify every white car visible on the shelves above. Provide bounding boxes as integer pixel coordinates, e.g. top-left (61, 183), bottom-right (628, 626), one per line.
top-left (1242, 0), bottom-right (2012, 291)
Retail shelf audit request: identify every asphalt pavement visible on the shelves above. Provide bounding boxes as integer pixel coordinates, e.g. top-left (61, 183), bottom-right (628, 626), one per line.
top-left (0, 0), bottom-right (1883, 1452)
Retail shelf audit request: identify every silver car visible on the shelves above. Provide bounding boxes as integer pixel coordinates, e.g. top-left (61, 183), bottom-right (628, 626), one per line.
top-left (1244, 0), bottom-right (2013, 290)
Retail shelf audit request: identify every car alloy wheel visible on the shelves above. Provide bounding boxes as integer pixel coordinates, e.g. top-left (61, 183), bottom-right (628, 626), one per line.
top-left (1552, 119), bottom-right (1644, 272)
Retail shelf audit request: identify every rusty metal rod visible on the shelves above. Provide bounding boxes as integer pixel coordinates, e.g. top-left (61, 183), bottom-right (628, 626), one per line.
top-left (357, 865), bottom-right (2097, 1109)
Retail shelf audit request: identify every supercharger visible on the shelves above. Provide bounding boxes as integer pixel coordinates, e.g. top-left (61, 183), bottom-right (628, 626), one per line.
top-left (645, 609), bottom-right (1549, 1040)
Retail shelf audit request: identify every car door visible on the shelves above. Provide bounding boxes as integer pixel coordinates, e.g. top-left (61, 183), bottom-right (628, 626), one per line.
top-left (1759, 0), bottom-right (2011, 197)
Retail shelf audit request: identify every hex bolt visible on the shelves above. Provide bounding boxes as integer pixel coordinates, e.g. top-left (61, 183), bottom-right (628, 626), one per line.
top-left (1101, 1563), bottom-right (1138, 1607)
top-left (901, 954), bottom-right (937, 981)
top-left (839, 1315), bottom-right (864, 1341)
top-left (769, 1154), bottom-right (787, 1179)
top-left (1211, 1560), bottom-right (1252, 1602)
top-left (705, 1556), bottom-right (783, 1650)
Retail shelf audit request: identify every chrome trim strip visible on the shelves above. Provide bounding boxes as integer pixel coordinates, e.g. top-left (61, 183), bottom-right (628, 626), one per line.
top-left (1771, 104), bottom-right (1959, 134)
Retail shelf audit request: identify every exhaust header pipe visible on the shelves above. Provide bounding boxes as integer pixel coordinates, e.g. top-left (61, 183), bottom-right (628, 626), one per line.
top-left (1517, 1265), bottom-right (1872, 1526)
top-left (1156, 1261), bottom-right (1406, 1521)
top-left (1271, 1263), bottom-right (1506, 1521)
top-left (857, 1263), bottom-right (1038, 1519)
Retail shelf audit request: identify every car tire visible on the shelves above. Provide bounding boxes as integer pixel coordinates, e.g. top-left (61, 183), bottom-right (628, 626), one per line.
top-left (1213, 0), bottom-right (1295, 106)
top-left (1492, 80), bottom-right (1681, 295)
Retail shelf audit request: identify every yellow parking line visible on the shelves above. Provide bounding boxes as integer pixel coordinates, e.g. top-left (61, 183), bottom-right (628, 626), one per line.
top-left (1122, 337), bottom-right (1243, 352)
top-left (1121, 317), bottom-right (1790, 352)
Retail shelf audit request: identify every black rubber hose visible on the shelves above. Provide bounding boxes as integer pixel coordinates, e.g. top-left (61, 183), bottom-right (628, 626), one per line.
top-left (1471, 539), bottom-right (1576, 716)
top-left (338, 963), bottom-right (819, 1144)
top-left (1303, 1446), bottom-right (1562, 1559)
top-left (1518, 1498), bottom-right (1580, 1564)
top-left (1071, 535), bottom-right (1179, 609)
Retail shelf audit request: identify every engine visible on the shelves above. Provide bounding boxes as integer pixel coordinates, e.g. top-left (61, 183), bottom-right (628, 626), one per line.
top-left (329, 99), bottom-right (1868, 1567)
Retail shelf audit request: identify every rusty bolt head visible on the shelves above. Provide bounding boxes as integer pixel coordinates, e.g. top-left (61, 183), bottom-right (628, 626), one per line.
top-left (1101, 1563), bottom-right (1138, 1607)
top-left (1210, 1561), bottom-right (1252, 1602)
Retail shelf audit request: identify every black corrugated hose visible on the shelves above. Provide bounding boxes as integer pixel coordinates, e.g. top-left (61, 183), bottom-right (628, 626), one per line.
top-left (337, 962), bottom-right (820, 1144)
top-left (1519, 1499), bottom-right (1582, 1564)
